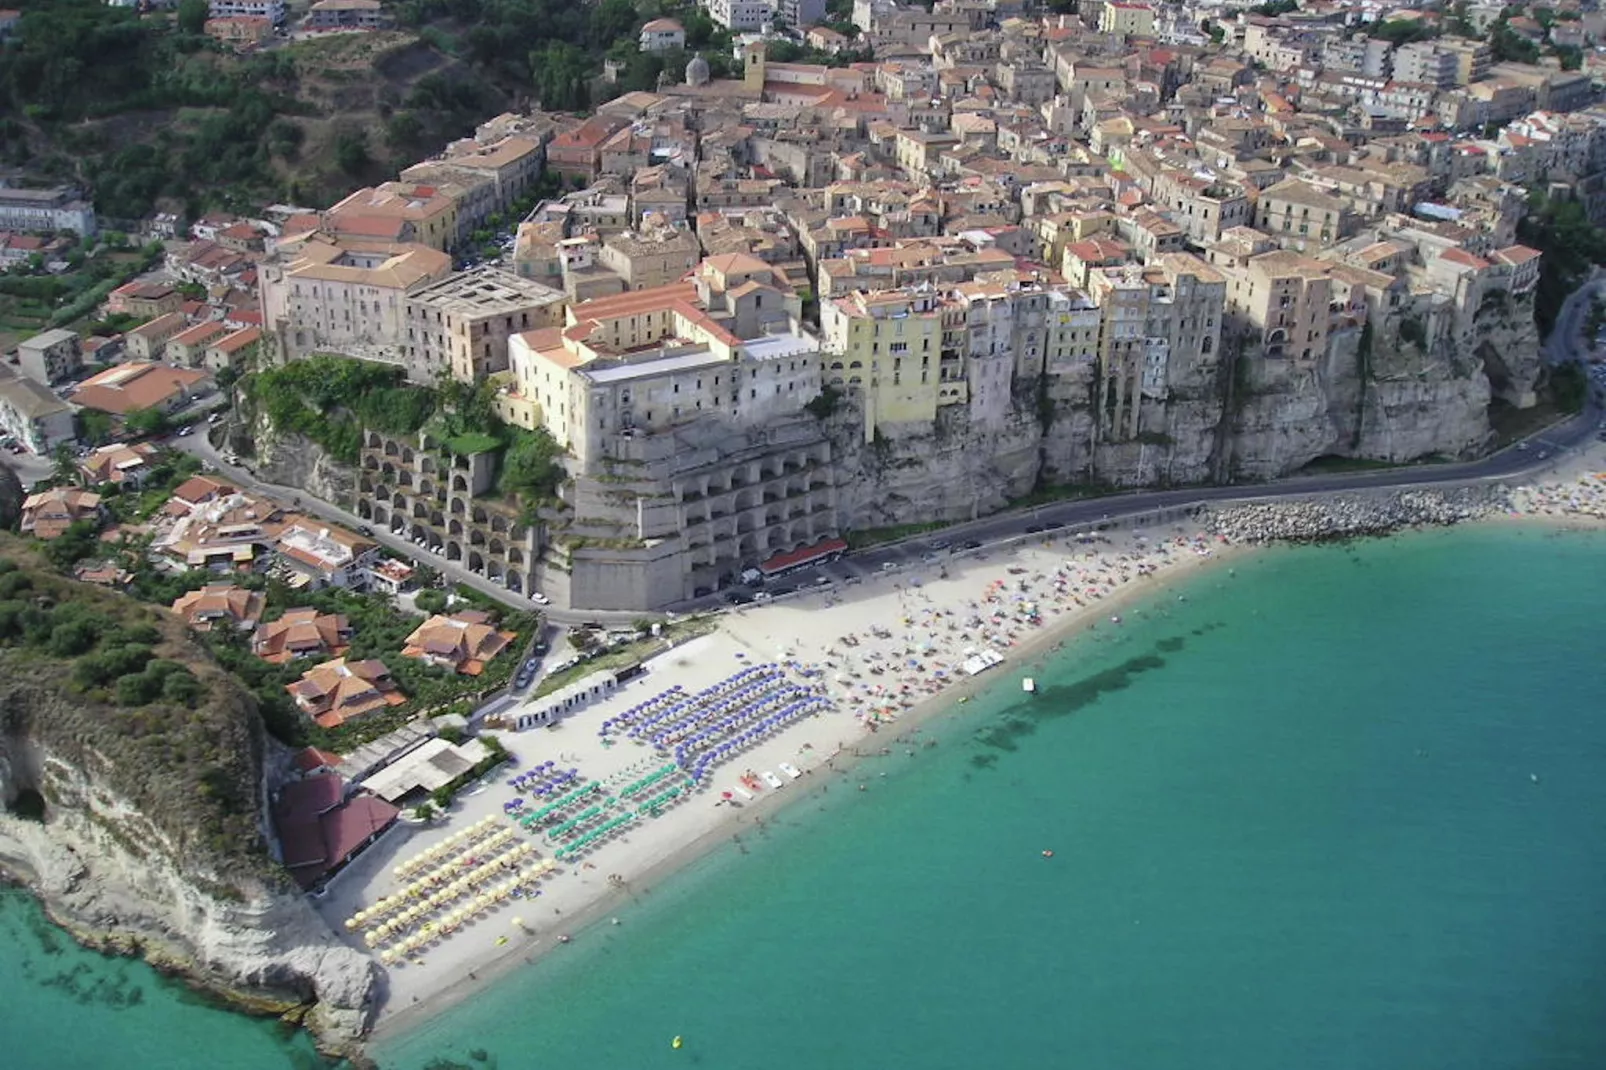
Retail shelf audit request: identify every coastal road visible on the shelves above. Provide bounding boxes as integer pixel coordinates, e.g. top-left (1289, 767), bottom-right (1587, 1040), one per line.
top-left (1543, 269), bottom-right (1604, 367)
top-left (674, 398), bottom-right (1604, 611)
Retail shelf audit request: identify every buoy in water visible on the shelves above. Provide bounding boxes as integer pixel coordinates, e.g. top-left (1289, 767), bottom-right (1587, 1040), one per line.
top-left (672, 1036), bottom-right (684, 1050)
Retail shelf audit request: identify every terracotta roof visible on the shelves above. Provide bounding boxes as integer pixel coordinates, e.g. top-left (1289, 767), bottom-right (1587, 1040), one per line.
top-left (171, 583), bottom-right (265, 630)
top-left (401, 611), bottom-right (514, 675)
top-left (21, 488), bottom-right (101, 540)
top-left (252, 608), bottom-right (352, 664)
top-left (287, 657), bottom-right (405, 728)
top-left (72, 362), bottom-right (213, 416)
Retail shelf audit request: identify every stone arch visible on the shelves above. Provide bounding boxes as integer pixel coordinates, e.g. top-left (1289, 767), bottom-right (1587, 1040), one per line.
top-left (506, 571), bottom-right (524, 594)
top-left (470, 529), bottom-right (486, 547)
top-left (453, 474), bottom-right (469, 493)
top-left (491, 515), bottom-right (508, 534)
top-left (489, 538), bottom-right (506, 557)
top-left (420, 456), bottom-right (437, 474)
top-left (402, 446), bottom-right (415, 464)
top-left (389, 513), bottom-right (406, 533)
top-left (446, 540), bottom-right (463, 562)
top-left (381, 461), bottom-right (396, 479)
top-left (365, 430), bottom-right (382, 449)
top-left (413, 502), bottom-right (429, 519)
top-left (398, 471), bottom-right (413, 488)
top-left (411, 522), bottom-right (428, 542)
top-left (487, 559), bottom-right (504, 582)
top-left (429, 509), bottom-right (444, 528)
top-left (357, 499), bottom-right (373, 519)
top-left (508, 547), bottom-right (524, 565)
top-left (375, 485), bottom-right (391, 502)
top-left (419, 479), bottom-right (435, 497)
top-left (421, 433), bottom-right (441, 451)
top-left (448, 518), bottom-right (464, 537)
top-left (450, 498), bottom-right (465, 516)
top-left (468, 550), bottom-right (484, 572)
top-left (372, 504), bottom-right (389, 525)
top-left (383, 440), bottom-right (399, 457)
top-left (363, 455), bottom-right (379, 470)
top-left (472, 505), bottom-right (488, 525)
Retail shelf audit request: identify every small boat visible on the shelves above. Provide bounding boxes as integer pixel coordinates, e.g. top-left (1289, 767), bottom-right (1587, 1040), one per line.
top-left (731, 784), bottom-right (754, 801)
top-left (779, 762), bottom-right (802, 779)
top-left (1022, 677), bottom-right (1036, 694)
top-left (762, 770), bottom-right (784, 789)
top-left (672, 1035), bottom-right (684, 1050)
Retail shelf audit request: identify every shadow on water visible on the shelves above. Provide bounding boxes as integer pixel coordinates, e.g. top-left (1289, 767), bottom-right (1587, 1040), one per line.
top-left (971, 634), bottom-right (1191, 755)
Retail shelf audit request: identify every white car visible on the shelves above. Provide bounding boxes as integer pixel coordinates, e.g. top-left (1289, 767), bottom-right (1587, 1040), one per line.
top-left (530, 592), bottom-right (551, 605)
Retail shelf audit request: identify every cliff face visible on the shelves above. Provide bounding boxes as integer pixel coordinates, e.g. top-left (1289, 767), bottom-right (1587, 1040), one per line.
top-left (238, 409), bottom-right (358, 510)
top-left (0, 566), bottom-right (374, 1056)
top-left (827, 309), bottom-right (1534, 528)
top-left (0, 761), bottom-right (374, 1054)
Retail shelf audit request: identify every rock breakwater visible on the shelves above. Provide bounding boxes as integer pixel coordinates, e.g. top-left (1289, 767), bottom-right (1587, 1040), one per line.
top-left (1206, 488), bottom-right (1503, 544)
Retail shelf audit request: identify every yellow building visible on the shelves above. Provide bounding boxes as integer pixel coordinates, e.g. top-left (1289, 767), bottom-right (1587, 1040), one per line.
top-left (1099, 1), bottom-right (1155, 37)
top-left (820, 289), bottom-right (944, 441)
top-left (324, 184), bottom-right (460, 253)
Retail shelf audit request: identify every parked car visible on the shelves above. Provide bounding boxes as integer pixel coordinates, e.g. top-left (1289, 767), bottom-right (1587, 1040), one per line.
top-left (358, 525), bottom-right (374, 537)
top-left (1044, 521), bottom-right (1064, 531)
top-left (724, 591), bottom-right (754, 605)
top-left (1025, 524), bottom-right (1044, 534)
top-left (960, 539), bottom-right (982, 550)
top-left (523, 657), bottom-right (541, 673)
top-left (530, 591), bottom-right (551, 605)
top-left (176, 425), bottom-right (193, 437)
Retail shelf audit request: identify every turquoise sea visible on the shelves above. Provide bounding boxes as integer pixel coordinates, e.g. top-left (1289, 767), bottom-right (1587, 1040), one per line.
top-left (4, 524), bottom-right (1606, 1070)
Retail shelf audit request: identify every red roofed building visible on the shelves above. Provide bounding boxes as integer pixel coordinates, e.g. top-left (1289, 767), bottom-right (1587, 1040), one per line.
top-left (286, 657), bottom-right (406, 728)
top-left (272, 774), bottom-right (398, 891)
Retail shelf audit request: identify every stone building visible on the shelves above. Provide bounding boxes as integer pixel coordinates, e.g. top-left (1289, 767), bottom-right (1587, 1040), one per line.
top-left (356, 431), bottom-right (542, 596)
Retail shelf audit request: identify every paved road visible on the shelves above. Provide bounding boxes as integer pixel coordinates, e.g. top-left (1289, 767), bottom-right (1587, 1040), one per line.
top-left (1543, 269), bottom-right (1603, 367)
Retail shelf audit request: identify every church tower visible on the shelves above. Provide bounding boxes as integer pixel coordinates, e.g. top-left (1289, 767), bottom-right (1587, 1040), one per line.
top-left (744, 42), bottom-right (767, 93)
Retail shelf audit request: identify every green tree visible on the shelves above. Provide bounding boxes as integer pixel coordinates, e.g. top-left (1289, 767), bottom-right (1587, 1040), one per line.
top-left (177, 0), bottom-right (208, 35)
top-left (52, 443), bottom-right (81, 487)
top-left (78, 409), bottom-right (116, 446)
top-left (125, 407), bottom-right (169, 437)
top-left (335, 132), bottom-right (371, 176)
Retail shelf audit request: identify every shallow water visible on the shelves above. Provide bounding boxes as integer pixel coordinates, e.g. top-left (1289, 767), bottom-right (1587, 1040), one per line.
top-left (5, 525), bottom-right (1606, 1070)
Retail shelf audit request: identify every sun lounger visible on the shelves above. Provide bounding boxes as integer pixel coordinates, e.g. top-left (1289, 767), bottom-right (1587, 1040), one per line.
top-left (762, 770), bottom-right (784, 789)
top-left (778, 762), bottom-right (802, 779)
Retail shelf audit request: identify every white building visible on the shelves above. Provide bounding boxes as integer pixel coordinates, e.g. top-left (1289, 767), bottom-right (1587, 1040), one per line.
top-left (639, 17), bottom-right (686, 51)
top-left (705, 0), bottom-right (774, 31)
top-left (0, 186), bottom-right (97, 237)
top-left (208, 0), bottom-right (286, 22)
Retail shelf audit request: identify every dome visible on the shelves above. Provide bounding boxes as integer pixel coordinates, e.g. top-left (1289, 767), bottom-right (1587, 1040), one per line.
top-left (685, 52), bottom-right (710, 88)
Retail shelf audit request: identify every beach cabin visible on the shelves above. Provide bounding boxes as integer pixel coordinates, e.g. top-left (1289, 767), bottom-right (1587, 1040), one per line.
top-left (508, 669), bottom-right (621, 730)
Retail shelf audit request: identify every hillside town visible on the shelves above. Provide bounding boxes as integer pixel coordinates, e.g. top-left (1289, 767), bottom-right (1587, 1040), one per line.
top-left (1, 0), bottom-right (1600, 621)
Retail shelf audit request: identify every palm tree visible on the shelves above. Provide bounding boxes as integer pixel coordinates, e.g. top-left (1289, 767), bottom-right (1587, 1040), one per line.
top-left (51, 443), bottom-right (81, 488)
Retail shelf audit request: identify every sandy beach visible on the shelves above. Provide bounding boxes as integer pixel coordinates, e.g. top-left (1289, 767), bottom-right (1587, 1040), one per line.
top-left (319, 441), bottom-right (1606, 1043)
top-left (320, 517), bottom-right (1235, 1038)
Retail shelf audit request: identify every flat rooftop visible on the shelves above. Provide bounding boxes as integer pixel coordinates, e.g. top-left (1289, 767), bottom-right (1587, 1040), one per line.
top-left (583, 348), bottom-right (727, 384)
top-left (409, 266), bottom-right (565, 315)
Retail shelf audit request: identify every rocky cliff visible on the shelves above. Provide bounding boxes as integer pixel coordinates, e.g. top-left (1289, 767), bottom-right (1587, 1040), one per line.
top-left (233, 407), bottom-right (358, 511)
top-left (0, 557), bottom-right (374, 1057)
top-left (827, 304), bottom-right (1543, 528)
top-left (243, 304), bottom-right (1544, 538)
